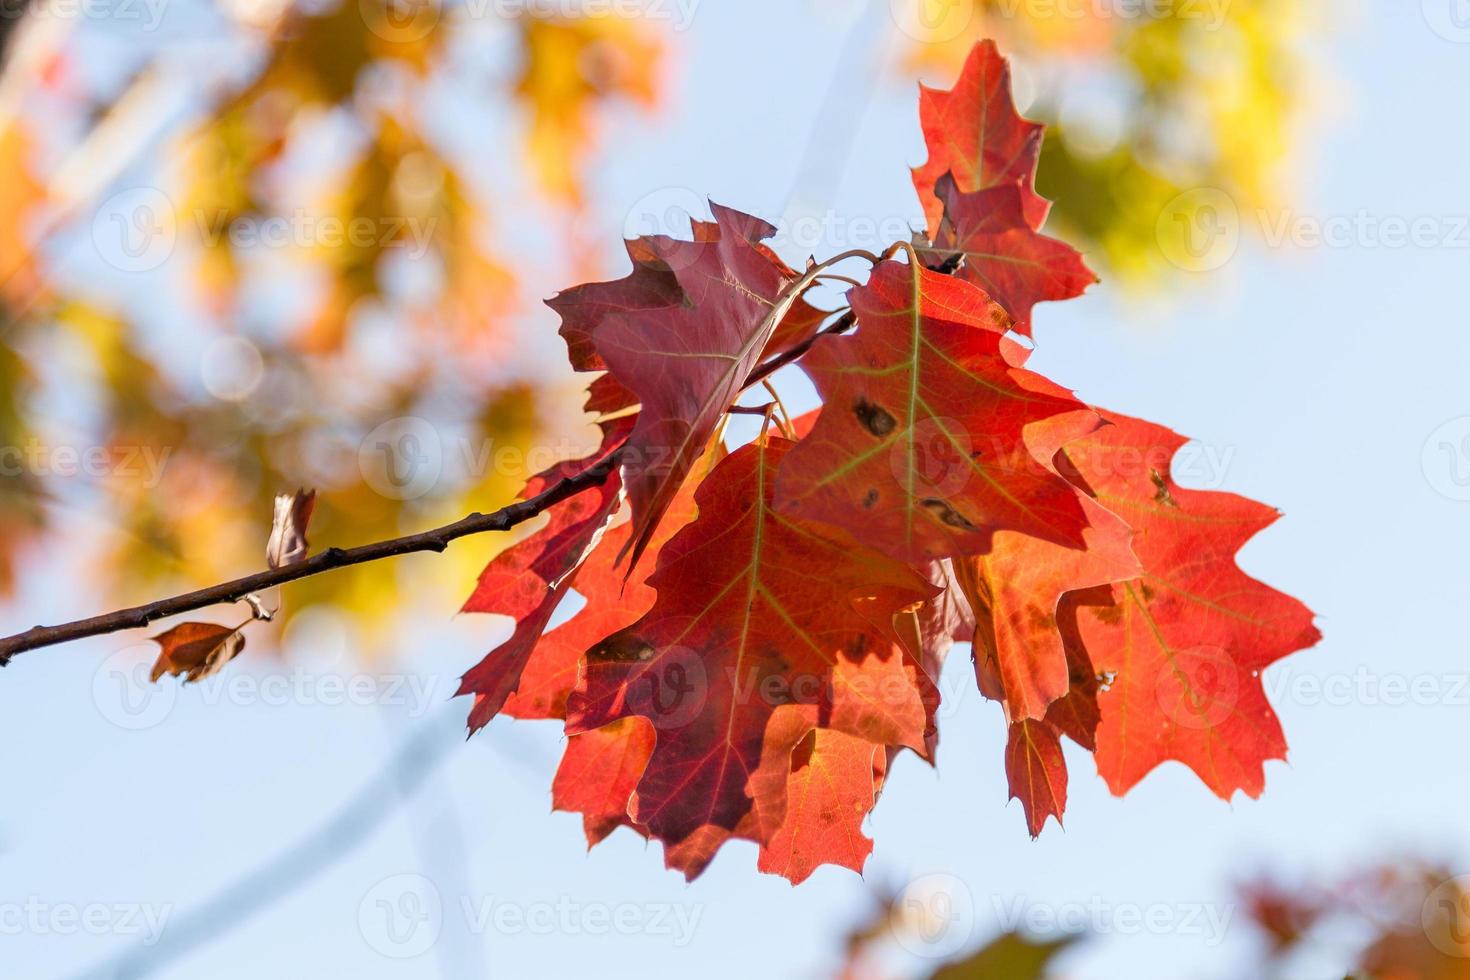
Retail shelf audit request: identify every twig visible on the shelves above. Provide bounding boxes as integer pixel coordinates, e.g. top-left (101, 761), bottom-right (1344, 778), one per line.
top-left (744, 308), bottom-right (857, 388)
top-left (0, 449), bottom-right (624, 665)
top-left (761, 379), bottom-right (797, 439)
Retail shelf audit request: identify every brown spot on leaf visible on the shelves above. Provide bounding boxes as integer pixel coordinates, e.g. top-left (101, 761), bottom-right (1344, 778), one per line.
top-left (920, 497), bottom-right (976, 530)
top-left (862, 488), bottom-right (879, 509)
top-left (587, 631), bottom-right (654, 664)
top-left (854, 398), bottom-right (897, 437)
top-left (1150, 469), bottom-right (1178, 508)
top-left (1026, 604), bottom-right (1056, 633)
top-left (791, 731), bottom-right (817, 769)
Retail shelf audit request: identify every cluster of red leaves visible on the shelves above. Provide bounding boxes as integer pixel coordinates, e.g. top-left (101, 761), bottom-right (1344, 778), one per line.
top-left (457, 41), bottom-right (1320, 882)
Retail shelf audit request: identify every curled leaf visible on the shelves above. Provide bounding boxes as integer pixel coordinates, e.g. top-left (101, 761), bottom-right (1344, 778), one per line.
top-left (149, 622), bottom-right (247, 683)
top-left (266, 489), bottom-right (316, 569)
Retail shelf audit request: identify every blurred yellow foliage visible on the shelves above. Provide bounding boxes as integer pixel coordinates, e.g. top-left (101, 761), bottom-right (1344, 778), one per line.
top-left (0, 4), bottom-right (664, 660)
top-left (902, 0), bottom-right (1318, 282)
top-left (516, 15), bottom-right (662, 207)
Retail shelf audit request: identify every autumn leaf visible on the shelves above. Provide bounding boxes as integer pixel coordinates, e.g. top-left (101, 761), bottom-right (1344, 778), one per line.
top-left (565, 204), bottom-right (806, 572)
top-left (1003, 718), bottom-right (1067, 837)
top-left (567, 435), bottom-right (935, 849)
top-left (926, 932), bottom-right (1077, 980)
top-left (911, 39), bottom-right (1049, 236)
top-left (775, 258), bottom-right (1090, 564)
top-left (457, 419), bottom-right (633, 732)
top-left (909, 40), bottom-right (1096, 334)
top-left (503, 444), bottom-right (719, 852)
top-left (149, 622), bottom-right (247, 683)
top-left (266, 489), bottom-right (316, 569)
top-left (748, 707), bottom-right (886, 884)
top-left (921, 176), bottom-right (1098, 337)
top-left (952, 401), bottom-right (1138, 721)
top-left (547, 235), bottom-right (686, 417)
top-left (551, 717), bottom-right (656, 846)
top-left (500, 440), bottom-right (722, 724)
top-left (1057, 412), bottom-right (1320, 799)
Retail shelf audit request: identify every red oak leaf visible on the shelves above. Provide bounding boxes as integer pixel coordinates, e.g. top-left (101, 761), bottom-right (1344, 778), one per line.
top-left (912, 38), bottom-right (1049, 236)
top-left (458, 419), bottom-right (632, 732)
top-left (953, 404), bottom-right (1139, 721)
top-left (748, 706), bottom-right (886, 884)
top-left (987, 592), bottom-right (1108, 835)
top-left (571, 204), bottom-right (806, 572)
top-left (501, 443), bottom-right (722, 722)
top-left (774, 259), bottom-right (1089, 564)
top-left (505, 450), bottom-right (718, 854)
top-left (1057, 411), bottom-right (1321, 799)
top-left (567, 435), bottom-right (935, 848)
top-left (1004, 718), bottom-right (1067, 837)
top-left (552, 717), bottom-right (655, 846)
top-left (517, 433), bottom-right (926, 883)
top-left (922, 177), bottom-right (1097, 337)
top-left (548, 237), bottom-right (684, 416)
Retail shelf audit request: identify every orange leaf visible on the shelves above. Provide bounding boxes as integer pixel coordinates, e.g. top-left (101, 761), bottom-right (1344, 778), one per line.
top-left (568, 436), bottom-right (934, 854)
top-left (775, 259), bottom-right (1090, 564)
top-left (1059, 412), bottom-right (1321, 799)
top-left (149, 622), bottom-right (246, 683)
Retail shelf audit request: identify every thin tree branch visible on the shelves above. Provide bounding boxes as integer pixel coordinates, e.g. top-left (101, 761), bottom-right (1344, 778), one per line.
top-left (744, 308), bottom-right (857, 389)
top-left (0, 449), bottom-right (624, 665)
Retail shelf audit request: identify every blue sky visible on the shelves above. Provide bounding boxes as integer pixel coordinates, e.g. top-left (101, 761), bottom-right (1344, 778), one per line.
top-left (4, 1), bottom-right (1470, 978)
